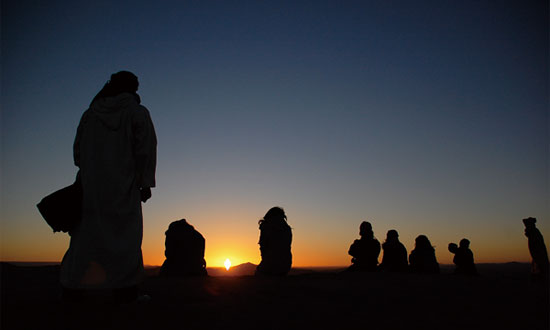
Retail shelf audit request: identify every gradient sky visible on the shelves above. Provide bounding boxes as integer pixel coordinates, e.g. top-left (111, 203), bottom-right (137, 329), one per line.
top-left (1, 0), bottom-right (548, 267)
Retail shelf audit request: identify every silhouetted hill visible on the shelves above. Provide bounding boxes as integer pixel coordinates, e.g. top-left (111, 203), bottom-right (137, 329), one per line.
top-left (207, 262), bottom-right (257, 276)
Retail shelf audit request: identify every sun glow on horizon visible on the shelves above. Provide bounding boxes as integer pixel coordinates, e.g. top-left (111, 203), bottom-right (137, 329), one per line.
top-left (224, 258), bottom-right (231, 270)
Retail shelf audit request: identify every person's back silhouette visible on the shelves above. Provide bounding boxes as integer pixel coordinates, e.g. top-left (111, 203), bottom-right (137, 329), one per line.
top-left (347, 221), bottom-right (380, 272)
top-left (255, 207), bottom-right (292, 276)
top-left (448, 239), bottom-right (477, 275)
top-left (160, 219), bottom-right (207, 277)
top-left (409, 235), bottom-right (439, 274)
top-left (523, 217), bottom-right (549, 281)
top-left (379, 230), bottom-right (408, 272)
top-left (60, 71), bottom-right (157, 303)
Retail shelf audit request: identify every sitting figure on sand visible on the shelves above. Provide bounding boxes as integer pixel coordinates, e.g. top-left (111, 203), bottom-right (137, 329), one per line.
top-left (523, 217), bottom-right (549, 281)
top-left (160, 219), bottom-right (208, 276)
top-left (409, 235), bottom-right (440, 274)
top-left (255, 207), bottom-right (293, 276)
top-left (379, 230), bottom-right (408, 272)
top-left (347, 221), bottom-right (380, 272)
top-left (448, 238), bottom-right (477, 275)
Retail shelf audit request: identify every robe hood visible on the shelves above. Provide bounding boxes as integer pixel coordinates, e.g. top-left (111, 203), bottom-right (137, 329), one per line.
top-left (89, 93), bottom-right (141, 131)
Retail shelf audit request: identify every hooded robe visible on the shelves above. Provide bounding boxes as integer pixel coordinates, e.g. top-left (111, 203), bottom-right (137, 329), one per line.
top-left (60, 92), bottom-right (156, 289)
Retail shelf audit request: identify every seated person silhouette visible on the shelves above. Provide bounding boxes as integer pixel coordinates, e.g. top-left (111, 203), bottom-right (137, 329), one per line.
top-left (448, 238), bottom-right (477, 275)
top-left (523, 217), bottom-right (549, 281)
top-left (160, 219), bottom-right (207, 276)
top-left (255, 207), bottom-right (293, 276)
top-left (409, 235), bottom-right (440, 274)
top-left (347, 221), bottom-right (380, 272)
top-left (379, 230), bottom-right (408, 272)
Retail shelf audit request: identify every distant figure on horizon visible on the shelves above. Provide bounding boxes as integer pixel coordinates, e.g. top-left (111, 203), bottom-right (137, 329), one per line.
top-left (60, 71), bottom-right (157, 303)
top-left (347, 221), bottom-right (380, 272)
top-left (160, 219), bottom-right (207, 277)
top-left (255, 207), bottom-right (292, 276)
top-left (522, 217), bottom-right (549, 281)
top-left (409, 235), bottom-right (440, 274)
top-left (379, 230), bottom-right (408, 272)
top-left (448, 239), bottom-right (478, 275)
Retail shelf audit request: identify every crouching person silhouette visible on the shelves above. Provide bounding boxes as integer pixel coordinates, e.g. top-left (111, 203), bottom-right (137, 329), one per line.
top-left (379, 230), bottom-right (408, 272)
top-left (409, 235), bottom-right (440, 274)
top-left (448, 239), bottom-right (478, 275)
top-left (523, 217), bottom-right (549, 281)
top-left (255, 207), bottom-right (292, 276)
top-left (160, 219), bottom-right (208, 276)
top-left (347, 221), bottom-right (380, 272)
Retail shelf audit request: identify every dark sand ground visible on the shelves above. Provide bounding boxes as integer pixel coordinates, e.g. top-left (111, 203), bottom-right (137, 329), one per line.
top-left (1, 262), bottom-right (548, 330)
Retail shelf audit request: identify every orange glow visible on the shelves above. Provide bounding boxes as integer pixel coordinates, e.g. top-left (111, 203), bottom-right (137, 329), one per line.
top-left (0, 209), bottom-right (542, 268)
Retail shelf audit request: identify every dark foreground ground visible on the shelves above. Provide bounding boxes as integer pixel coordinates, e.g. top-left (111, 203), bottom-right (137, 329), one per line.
top-left (1, 262), bottom-right (548, 330)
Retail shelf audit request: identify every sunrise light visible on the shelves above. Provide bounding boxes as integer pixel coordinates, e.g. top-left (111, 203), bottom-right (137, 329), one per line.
top-left (224, 258), bottom-right (231, 271)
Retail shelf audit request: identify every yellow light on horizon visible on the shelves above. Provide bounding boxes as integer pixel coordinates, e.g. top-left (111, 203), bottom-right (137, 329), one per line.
top-left (224, 258), bottom-right (231, 270)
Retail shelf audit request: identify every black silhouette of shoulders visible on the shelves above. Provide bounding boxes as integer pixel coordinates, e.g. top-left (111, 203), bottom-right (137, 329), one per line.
top-left (256, 207), bottom-right (292, 276)
top-left (448, 239), bottom-right (477, 275)
top-left (379, 230), bottom-right (408, 272)
top-left (160, 219), bottom-right (208, 277)
top-left (347, 221), bottom-right (380, 272)
top-left (409, 235), bottom-right (439, 274)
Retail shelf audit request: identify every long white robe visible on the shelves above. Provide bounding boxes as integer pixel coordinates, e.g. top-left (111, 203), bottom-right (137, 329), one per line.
top-left (60, 93), bottom-right (157, 289)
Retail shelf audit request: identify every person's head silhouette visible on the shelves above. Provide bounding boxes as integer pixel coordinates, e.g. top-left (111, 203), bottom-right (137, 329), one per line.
top-left (386, 229), bottom-right (399, 242)
top-left (415, 235), bottom-right (433, 250)
top-left (259, 206), bottom-right (287, 226)
top-left (359, 221), bottom-right (373, 237)
top-left (523, 217), bottom-right (537, 228)
top-left (109, 71), bottom-right (139, 93)
top-left (264, 206), bottom-right (286, 221)
top-left (91, 71), bottom-right (140, 105)
top-left (459, 238), bottom-right (470, 249)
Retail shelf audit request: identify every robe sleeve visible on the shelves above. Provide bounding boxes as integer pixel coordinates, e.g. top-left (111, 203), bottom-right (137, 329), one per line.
top-left (132, 105), bottom-right (157, 188)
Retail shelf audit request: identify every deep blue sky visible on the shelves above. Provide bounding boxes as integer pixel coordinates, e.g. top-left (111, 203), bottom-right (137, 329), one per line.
top-left (1, 0), bottom-right (548, 266)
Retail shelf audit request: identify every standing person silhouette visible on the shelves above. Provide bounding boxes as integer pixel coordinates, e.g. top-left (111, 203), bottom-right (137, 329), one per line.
top-left (379, 230), bottom-right (408, 272)
top-left (523, 217), bottom-right (549, 281)
top-left (60, 71), bottom-right (157, 303)
top-left (255, 207), bottom-right (293, 276)
top-left (347, 221), bottom-right (380, 272)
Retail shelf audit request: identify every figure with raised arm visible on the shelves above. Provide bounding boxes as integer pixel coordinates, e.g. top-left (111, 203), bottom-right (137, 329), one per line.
top-left (448, 238), bottom-right (477, 275)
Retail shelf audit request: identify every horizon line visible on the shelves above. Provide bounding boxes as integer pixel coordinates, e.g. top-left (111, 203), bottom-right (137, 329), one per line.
top-left (1, 260), bottom-right (531, 268)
